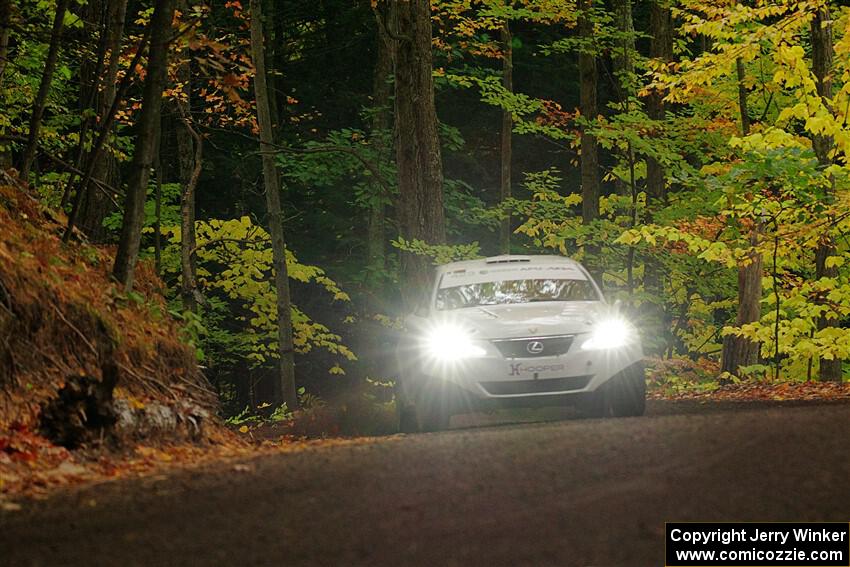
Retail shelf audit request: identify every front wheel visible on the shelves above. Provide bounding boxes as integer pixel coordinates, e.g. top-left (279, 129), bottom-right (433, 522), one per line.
top-left (415, 395), bottom-right (452, 432)
top-left (396, 399), bottom-right (420, 433)
top-left (608, 362), bottom-right (646, 417)
top-left (394, 379), bottom-right (452, 433)
top-left (577, 363), bottom-right (646, 418)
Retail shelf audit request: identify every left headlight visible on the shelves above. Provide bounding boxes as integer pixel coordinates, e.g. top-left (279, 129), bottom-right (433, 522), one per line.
top-left (581, 317), bottom-right (634, 351)
top-left (423, 324), bottom-right (487, 360)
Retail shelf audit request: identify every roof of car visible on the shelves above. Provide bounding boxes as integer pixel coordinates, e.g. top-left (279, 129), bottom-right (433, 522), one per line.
top-left (435, 254), bottom-right (581, 273)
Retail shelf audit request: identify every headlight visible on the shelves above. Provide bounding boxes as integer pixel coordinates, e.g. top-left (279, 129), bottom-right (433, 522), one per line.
top-left (424, 324), bottom-right (487, 360)
top-left (581, 317), bottom-right (634, 350)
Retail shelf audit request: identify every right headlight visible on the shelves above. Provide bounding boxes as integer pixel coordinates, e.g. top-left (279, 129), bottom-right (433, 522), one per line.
top-left (581, 316), bottom-right (634, 350)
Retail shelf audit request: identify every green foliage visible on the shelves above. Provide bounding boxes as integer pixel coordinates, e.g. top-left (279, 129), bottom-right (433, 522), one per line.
top-left (103, 182), bottom-right (182, 233)
top-left (391, 237), bottom-right (482, 265)
top-left (170, 309), bottom-right (207, 362)
top-left (161, 216), bottom-right (357, 371)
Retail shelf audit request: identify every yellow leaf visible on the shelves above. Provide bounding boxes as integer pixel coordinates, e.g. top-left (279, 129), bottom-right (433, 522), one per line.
top-left (825, 256), bottom-right (845, 269)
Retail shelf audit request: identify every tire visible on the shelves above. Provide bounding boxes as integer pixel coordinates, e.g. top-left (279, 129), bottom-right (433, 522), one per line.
top-left (577, 362), bottom-right (646, 418)
top-left (397, 400), bottom-right (420, 433)
top-left (576, 388), bottom-right (609, 418)
top-left (394, 377), bottom-right (451, 433)
top-left (394, 377), bottom-right (419, 433)
top-left (608, 362), bottom-right (646, 417)
top-left (415, 392), bottom-right (452, 432)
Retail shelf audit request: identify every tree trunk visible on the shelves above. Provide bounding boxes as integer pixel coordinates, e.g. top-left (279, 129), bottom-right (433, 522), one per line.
top-left (640, 0), bottom-right (673, 354)
top-left (250, 0), bottom-right (298, 409)
top-left (20, 0), bottom-right (71, 181)
top-left (721, 235), bottom-right (763, 376)
top-left (578, 0), bottom-right (600, 282)
top-left (64, 27), bottom-right (150, 243)
top-left (263, 0), bottom-right (279, 129)
top-left (810, 3), bottom-right (842, 382)
top-left (178, 116), bottom-right (202, 313)
top-left (499, 21), bottom-right (513, 254)
top-left (60, 0), bottom-right (107, 210)
top-left (367, 1), bottom-right (395, 283)
top-left (392, 0), bottom-right (446, 308)
top-left (612, 0), bottom-right (637, 295)
top-left (611, 0), bottom-right (634, 198)
top-left (112, 0), bottom-right (175, 290)
top-left (612, 0), bottom-right (634, 86)
top-left (79, 0), bottom-right (128, 241)
top-left (0, 0), bottom-right (11, 168)
top-left (153, 129), bottom-right (163, 275)
top-left (721, 51), bottom-right (762, 377)
top-left (645, 0), bottom-right (671, 204)
top-left (0, 0), bottom-right (10, 83)
top-left (175, 1), bottom-right (201, 313)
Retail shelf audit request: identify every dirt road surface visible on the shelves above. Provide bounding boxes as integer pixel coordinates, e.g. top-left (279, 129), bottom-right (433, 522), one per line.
top-left (2, 400), bottom-right (849, 566)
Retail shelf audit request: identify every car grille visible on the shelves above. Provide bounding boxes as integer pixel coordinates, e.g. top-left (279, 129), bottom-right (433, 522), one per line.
top-left (491, 335), bottom-right (575, 358)
top-left (480, 375), bottom-right (592, 396)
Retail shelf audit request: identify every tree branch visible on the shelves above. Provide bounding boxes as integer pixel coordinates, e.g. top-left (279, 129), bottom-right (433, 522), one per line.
top-left (259, 144), bottom-right (394, 193)
top-left (0, 134), bottom-right (123, 207)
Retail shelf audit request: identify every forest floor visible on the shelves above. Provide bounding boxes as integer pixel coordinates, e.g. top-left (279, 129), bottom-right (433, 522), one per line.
top-left (3, 398), bottom-right (850, 566)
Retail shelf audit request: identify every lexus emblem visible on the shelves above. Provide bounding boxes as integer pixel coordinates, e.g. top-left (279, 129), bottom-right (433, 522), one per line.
top-left (526, 341), bottom-right (544, 355)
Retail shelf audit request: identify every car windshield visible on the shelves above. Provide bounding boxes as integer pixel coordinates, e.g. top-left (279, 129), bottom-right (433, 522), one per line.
top-left (435, 278), bottom-right (598, 310)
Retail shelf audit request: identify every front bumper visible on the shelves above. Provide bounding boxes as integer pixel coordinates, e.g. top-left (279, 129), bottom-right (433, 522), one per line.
top-left (399, 334), bottom-right (643, 404)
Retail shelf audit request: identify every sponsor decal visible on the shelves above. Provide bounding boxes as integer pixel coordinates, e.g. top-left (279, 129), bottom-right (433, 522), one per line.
top-left (509, 363), bottom-right (565, 376)
top-left (440, 265), bottom-right (586, 287)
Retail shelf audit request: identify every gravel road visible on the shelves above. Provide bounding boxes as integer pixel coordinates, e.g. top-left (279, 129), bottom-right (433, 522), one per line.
top-left (2, 400), bottom-right (850, 566)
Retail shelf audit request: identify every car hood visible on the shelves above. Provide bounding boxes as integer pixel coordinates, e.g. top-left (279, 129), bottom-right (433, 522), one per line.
top-left (434, 301), bottom-right (603, 340)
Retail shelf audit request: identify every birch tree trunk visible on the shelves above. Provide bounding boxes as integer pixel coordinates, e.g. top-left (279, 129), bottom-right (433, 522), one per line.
top-left (250, 0), bottom-right (298, 408)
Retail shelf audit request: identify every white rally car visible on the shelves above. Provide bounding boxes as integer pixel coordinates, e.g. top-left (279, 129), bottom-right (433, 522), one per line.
top-left (395, 255), bottom-right (645, 432)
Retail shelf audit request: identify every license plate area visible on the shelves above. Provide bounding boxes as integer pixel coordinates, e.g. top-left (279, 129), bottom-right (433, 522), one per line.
top-left (506, 361), bottom-right (567, 379)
